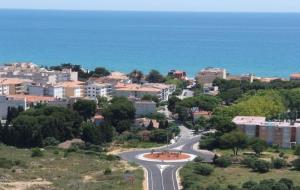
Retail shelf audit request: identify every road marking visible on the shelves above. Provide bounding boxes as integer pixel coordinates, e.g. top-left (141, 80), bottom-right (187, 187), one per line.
top-left (157, 164), bottom-right (170, 172)
top-left (146, 166), bottom-right (154, 190)
top-left (172, 167), bottom-right (177, 190)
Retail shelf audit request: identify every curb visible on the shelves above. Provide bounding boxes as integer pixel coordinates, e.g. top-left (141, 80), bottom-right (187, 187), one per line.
top-left (176, 167), bottom-right (183, 190)
top-left (142, 167), bottom-right (149, 190)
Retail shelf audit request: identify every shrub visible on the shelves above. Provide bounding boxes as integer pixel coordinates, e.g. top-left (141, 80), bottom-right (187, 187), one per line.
top-left (271, 182), bottom-right (289, 190)
top-left (252, 160), bottom-right (271, 173)
top-left (206, 184), bottom-right (221, 190)
top-left (272, 158), bottom-right (286, 169)
top-left (0, 158), bottom-right (14, 169)
top-left (292, 158), bottom-right (300, 170)
top-left (279, 178), bottom-right (293, 190)
top-left (53, 150), bottom-right (59, 155)
top-left (193, 163), bottom-right (214, 176)
top-left (242, 181), bottom-right (258, 189)
top-left (194, 156), bottom-right (204, 163)
top-left (42, 137), bottom-right (59, 147)
top-left (106, 154), bottom-right (120, 161)
top-left (31, 148), bottom-right (43, 157)
top-left (104, 167), bottom-right (112, 175)
top-left (279, 152), bottom-right (285, 158)
top-left (294, 145), bottom-right (300, 156)
top-left (227, 185), bottom-right (239, 190)
top-left (214, 156), bottom-right (232, 168)
top-left (241, 156), bottom-right (257, 168)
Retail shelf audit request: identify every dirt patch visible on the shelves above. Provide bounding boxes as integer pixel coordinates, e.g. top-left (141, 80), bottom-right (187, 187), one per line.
top-left (143, 152), bottom-right (190, 161)
top-left (82, 175), bottom-right (95, 183)
top-left (0, 179), bottom-right (52, 190)
top-left (57, 138), bottom-right (84, 149)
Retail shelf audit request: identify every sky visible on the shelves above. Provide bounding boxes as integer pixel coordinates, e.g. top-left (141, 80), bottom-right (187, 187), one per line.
top-left (0, 0), bottom-right (300, 12)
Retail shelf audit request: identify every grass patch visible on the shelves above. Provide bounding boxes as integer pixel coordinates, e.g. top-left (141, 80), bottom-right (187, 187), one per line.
top-left (181, 163), bottom-right (300, 189)
top-left (0, 144), bottom-right (143, 190)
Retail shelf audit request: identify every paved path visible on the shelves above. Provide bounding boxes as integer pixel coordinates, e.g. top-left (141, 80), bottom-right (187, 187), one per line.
top-left (119, 125), bottom-right (215, 190)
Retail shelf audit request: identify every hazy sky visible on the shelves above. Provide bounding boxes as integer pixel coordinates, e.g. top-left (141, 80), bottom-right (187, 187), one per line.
top-left (0, 0), bottom-right (300, 12)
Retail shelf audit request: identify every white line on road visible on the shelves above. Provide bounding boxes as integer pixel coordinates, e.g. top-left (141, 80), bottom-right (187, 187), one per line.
top-left (172, 167), bottom-right (177, 190)
top-left (146, 166), bottom-right (154, 190)
top-left (160, 168), bottom-right (165, 190)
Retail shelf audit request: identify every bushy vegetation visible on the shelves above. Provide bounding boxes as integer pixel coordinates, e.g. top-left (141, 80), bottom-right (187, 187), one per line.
top-left (0, 106), bottom-right (82, 148)
top-left (193, 163), bottom-right (214, 176)
top-left (214, 156), bottom-right (232, 168)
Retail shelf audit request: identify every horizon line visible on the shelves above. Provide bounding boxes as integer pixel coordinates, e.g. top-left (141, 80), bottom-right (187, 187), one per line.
top-left (1, 8), bottom-right (300, 14)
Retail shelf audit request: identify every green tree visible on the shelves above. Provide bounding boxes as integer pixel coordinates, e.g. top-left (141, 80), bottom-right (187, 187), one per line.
top-left (73, 99), bottom-right (97, 121)
top-left (295, 145), bottom-right (300, 156)
top-left (149, 129), bottom-right (170, 143)
top-left (8, 106), bottom-right (82, 148)
top-left (97, 96), bottom-right (109, 109)
top-left (81, 122), bottom-right (113, 144)
top-left (147, 120), bottom-right (154, 130)
top-left (167, 96), bottom-right (181, 113)
top-left (141, 94), bottom-right (159, 104)
top-left (93, 67), bottom-right (110, 77)
top-left (146, 70), bottom-right (165, 83)
top-left (220, 131), bottom-right (248, 155)
top-left (250, 138), bottom-right (268, 156)
top-left (102, 97), bottom-right (135, 133)
top-left (292, 158), bottom-right (300, 170)
top-left (129, 70), bottom-right (144, 83)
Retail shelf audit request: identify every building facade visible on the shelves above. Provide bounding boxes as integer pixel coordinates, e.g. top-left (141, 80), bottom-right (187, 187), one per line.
top-left (196, 67), bottom-right (226, 86)
top-left (233, 116), bottom-right (300, 148)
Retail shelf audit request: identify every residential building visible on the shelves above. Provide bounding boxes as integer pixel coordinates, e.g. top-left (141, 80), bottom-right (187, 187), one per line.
top-left (196, 67), bottom-right (226, 86)
top-left (290, 73), bottom-right (300, 81)
top-left (92, 114), bottom-right (105, 126)
top-left (0, 62), bottom-right (78, 85)
top-left (168, 70), bottom-right (187, 80)
top-left (115, 83), bottom-right (175, 102)
top-left (28, 81), bottom-right (84, 98)
top-left (134, 100), bottom-right (157, 117)
top-left (60, 81), bottom-right (85, 98)
top-left (233, 116), bottom-right (300, 148)
top-left (0, 95), bottom-right (26, 119)
top-left (134, 118), bottom-right (159, 129)
top-left (0, 78), bottom-right (32, 95)
top-left (91, 71), bottom-right (130, 86)
top-left (85, 82), bottom-right (112, 98)
top-left (193, 111), bottom-right (212, 121)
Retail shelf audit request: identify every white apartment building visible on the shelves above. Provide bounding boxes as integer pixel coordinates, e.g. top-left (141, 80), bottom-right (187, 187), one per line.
top-left (115, 83), bottom-right (176, 102)
top-left (0, 63), bottom-right (78, 85)
top-left (46, 86), bottom-right (64, 99)
top-left (28, 85), bottom-right (64, 99)
top-left (85, 82), bottom-right (112, 98)
top-left (0, 84), bottom-right (9, 95)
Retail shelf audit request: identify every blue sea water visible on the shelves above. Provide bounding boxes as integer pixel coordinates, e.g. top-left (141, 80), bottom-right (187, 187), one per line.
top-left (0, 9), bottom-right (300, 77)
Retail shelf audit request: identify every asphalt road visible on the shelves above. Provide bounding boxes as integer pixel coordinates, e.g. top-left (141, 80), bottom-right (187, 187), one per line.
top-left (119, 125), bottom-right (215, 190)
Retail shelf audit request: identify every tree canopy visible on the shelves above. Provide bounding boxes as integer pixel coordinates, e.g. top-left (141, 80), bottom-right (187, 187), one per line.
top-left (102, 97), bottom-right (135, 133)
top-left (1, 106), bottom-right (83, 148)
top-left (73, 99), bottom-right (97, 121)
top-left (146, 70), bottom-right (165, 83)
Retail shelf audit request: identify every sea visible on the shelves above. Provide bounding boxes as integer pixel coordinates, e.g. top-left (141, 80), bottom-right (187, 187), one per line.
top-left (0, 9), bottom-right (300, 78)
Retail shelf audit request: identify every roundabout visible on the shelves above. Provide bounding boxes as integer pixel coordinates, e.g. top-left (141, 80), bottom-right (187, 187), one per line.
top-left (136, 150), bottom-right (197, 163)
